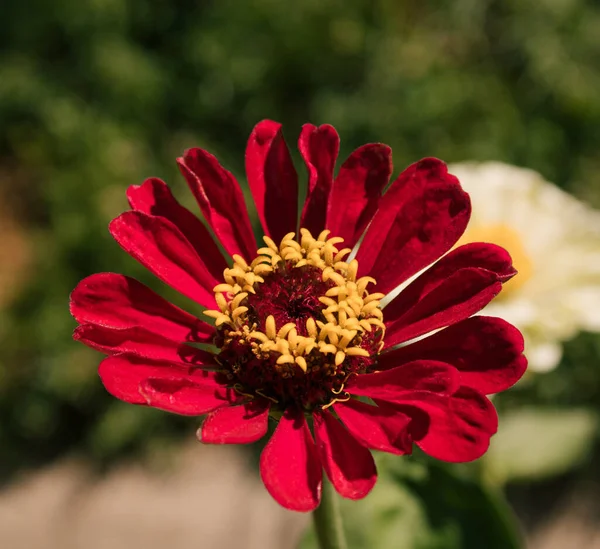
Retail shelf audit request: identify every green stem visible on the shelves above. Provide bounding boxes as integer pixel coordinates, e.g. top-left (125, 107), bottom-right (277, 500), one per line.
top-left (312, 479), bottom-right (348, 549)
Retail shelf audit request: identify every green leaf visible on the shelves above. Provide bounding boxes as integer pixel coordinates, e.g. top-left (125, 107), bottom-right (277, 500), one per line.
top-left (299, 455), bottom-right (523, 549)
top-left (483, 408), bottom-right (598, 484)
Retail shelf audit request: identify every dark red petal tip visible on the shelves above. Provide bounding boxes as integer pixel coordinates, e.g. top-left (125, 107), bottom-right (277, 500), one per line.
top-left (449, 242), bottom-right (517, 281)
top-left (384, 268), bottom-right (502, 348)
top-left (70, 273), bottom-right (214, 344)
top-left (380, 316), bottom-right (527, 394)
top-left (109, 211), bottom-right (218, 308)
top-left (139, 377), bottom-right (234, 416)
top-left (98, 354), bottom-right (221, 406)
top-left (177, 147), bottom-right (256, 260)
top-left (415, 157), bottom-right (451, 175)
top-left (73, 324), bottom-right (213, 365)
top-left (299, 123), bottom-right (340, 236)
top-left (200, 400), bottom-right (270, 444)
top-left (313, 410), bottom-right (377, 500)
top-left (326, 143), bottom-right (392, 248)
top-left (245, 120), bottom-right (299, 242)
top-left (357, 157), bottom-right (471, 294)
top-left (126, 177), bottom-right (227, 279)
top-left (259, 411), bottom-right (322, 512)
top-left (383, 240), bottom-right (518, 348)
top-left (346, 360), bottom-right (460, 400)
top-left (334, 398), bottom-right (413, 455)
top-left (389, 387), bottom-right (498, 462)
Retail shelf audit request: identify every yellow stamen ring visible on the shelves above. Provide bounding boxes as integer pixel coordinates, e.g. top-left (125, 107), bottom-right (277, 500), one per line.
top-left (204, 230), bottom-right (384, 381)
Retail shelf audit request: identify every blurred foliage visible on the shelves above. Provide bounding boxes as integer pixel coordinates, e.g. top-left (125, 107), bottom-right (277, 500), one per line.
top-left (483, 407), bottom-right (598, 484)
top-left (300, 454), bottom-right (523, 549)
top-left (1, 0), bottom-right (600, 498)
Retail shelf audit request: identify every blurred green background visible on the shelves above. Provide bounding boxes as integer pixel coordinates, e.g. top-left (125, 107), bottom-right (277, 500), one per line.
top-left (1, 0), bottom-right (600, 546)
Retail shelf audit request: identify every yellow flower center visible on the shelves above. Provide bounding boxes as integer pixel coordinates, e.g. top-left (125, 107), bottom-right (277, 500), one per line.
top-left (203, 229), bottom-right (385, 411)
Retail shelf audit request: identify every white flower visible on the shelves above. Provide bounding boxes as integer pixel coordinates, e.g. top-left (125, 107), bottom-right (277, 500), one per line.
top-left (450, 161), bottom-right (600, 373)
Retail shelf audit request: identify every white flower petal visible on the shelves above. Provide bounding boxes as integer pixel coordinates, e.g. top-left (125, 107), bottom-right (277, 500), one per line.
top-left (450, 161), bottom-right (600, 373)
top-left (525, 340), bottom-right (563, 373)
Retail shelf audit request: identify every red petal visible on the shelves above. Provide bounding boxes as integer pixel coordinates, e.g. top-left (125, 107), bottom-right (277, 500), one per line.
top-left (70, 273), bottom-right (214, 343)
top-left (384, 387), bottom-right (498, 462)
top-left (443, 242), bottom-right (517, 281)
top-left (177, 148), bottom-right (257, 260)
top-left (298, 124), bottom-right (339, 235)
top-left (385, 243), bottom-right (515, 321)
top-left (127, 178), bottom-right (227, 279)
top-left (259, 411), bottom-right (322, 512)
top-left (346, 360), bottom-right (460, 400)
top-left (379, 316), bottom-right (527, 394)
top-left (333, 398), bottom-right (412, 455)
top-left (313, 409), bottom-right (377, 500)
top-left (383, 243), bottom-right (515, 348)
top-left (109, 211), bottom-right (217, 308)
top-left (74, 324), bottom-right (213, 365)
top-left (326, 144), bottom-right (392, 248)
top-left (356, 158), bottom-right (471, 294)
top-left (245, 120), bottom-right (298, 241)
top-left (383, 268), bottom-right (502, 348)
top-left (200, 400), bottom-right (270, 444)
top-left (139, 377), bottom-right (235, 416)
top-left (98, 354), bottom-right (222, 406)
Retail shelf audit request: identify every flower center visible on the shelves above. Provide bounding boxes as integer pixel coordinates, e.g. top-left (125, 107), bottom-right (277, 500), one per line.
top-left (458, 223), bottom-right (533, 298)
top-left (204, 229), bottom-right (385, 412)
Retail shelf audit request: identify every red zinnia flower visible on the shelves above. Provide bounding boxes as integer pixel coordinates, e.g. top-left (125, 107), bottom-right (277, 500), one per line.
top-left (70, 121), bottom-right (526, 512)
